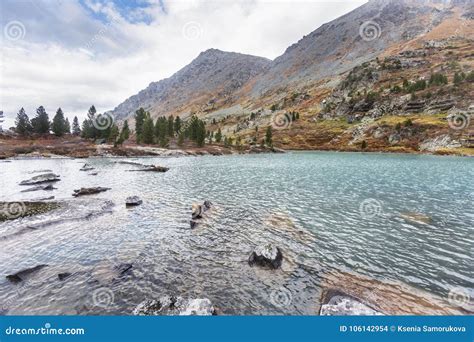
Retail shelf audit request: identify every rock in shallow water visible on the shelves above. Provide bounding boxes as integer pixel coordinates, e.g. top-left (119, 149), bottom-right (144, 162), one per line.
top-left (125, 196), bottom-right (143, 207)
top-left (133, 296), bottom-right (216, 316)
top-left (19, 173), bottom-right (60, 185)
top-left (190, 200), bottom-right (212, 228)
top-left (72, 187), bottom-right (111, 197)
top-left (319, 295), bottom-right (383, 316)
top-left (21, 184), bottom-right (56, 192)
top-left (79, 163), bottom-right (95, 171)
top-left (248, 244), bottom-right (283, 269)
top-left (6, 265), bottom-right (48, 283)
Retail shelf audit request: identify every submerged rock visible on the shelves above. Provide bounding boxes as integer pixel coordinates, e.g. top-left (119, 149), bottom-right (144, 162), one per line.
top-left (190, 201), bottom-right (212, 228)
top-left (400, 212), bottom-right (432, 225)
top-left (248, 244), bottom-right (283, 269)
top-left (72, 187), bottom-right (111, 197)
top-left (114, 263), bottom-right (133, 276)
top-left (58, 272), bottom-right (72, 281)
top-left (6, 265), bottom-right (48, 283)
top-left (128, 165), bottom-right (169, 172)
top-left (125, 196), bottom-right (143, 207)
top-left (19, 173), bottom-right (60, 185)
top-left (133, 296), bottom-right (216, 316)
top-left (320, 294), bottom-right (383, 316)
top-left (79, 163), bottom-right (95, 171)
top-left (21, 184), bottom-right (56, 192)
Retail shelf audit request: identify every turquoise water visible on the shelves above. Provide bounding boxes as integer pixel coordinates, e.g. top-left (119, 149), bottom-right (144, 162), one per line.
top-left (0, 152), bottom-right (473, 314)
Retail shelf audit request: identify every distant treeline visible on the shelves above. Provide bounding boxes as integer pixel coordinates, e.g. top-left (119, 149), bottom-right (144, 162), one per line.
top-left (13, 105), bottom-right (129, 146)
top-left (133, 107), bottom-right (208, 147)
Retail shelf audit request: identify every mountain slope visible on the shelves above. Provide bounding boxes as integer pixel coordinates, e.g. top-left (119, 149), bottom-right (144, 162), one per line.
top-left (110, 49), bottom-right (270, 121)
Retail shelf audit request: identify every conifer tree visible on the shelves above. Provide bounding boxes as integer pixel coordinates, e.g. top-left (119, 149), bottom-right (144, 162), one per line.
top-left (15, 108), bottom-right (32, 135)
top-left (120, 120), bottom-right (130, 141)
top-left (72, 116), bottom-right (81, 136)
top-left (142, 114), bottom-right (155, 144)
top-left (174, 116), bottom-right (181, 134)
top-left (134, 108), bottom-right (146, 143)
top-left (31, 106), bottom-right (50, 134)
top-left (265, 126), bottom-right (273, 147)
top-left (215, 128), bottom-right (222, 143)
top-left (168, 115), bottom-right (174, 137)
top-left (52, 108), bottom-right (67, 136)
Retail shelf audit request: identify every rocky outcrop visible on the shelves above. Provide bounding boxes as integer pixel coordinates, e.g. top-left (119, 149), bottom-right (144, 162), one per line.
top-left (19, 173), bottom-right (60, 185)
top-left (133, 296), bottom-right (216, 316)
top-left (72, 187), bottom-right (111, 197)
top-left (248, 244), bottom-right (283, 270)
top-left (320, 294), bottom-right (383, 316)
top-left (190, 201), bottom-right (212, 228)
top-left (6, 265), bottom-right (48, 283)
top-left (419, 135), bottom-right (461, 152)
top-left (125, 196), bottom-right (143, 207)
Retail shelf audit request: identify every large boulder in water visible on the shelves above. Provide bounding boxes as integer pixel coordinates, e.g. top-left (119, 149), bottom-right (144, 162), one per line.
top-left (248, 244), bottom-right (283, 269)
top-left (19, 173), bottom-right (60, 185)
top-left (133, 296), bottom-right (216, 316)
top-left (125, 196), bottom-right (143, 207)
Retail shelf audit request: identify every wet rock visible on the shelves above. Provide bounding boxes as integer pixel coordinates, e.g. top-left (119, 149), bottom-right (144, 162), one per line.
top-left (125, 196), bottom-right (143, 207)
top-left (6, 265), bottom-right (48, 283)
top-left (32, 196), bottom-right (55, 201)
top-left (114, 263), bottom-right (133, 275)
top-left (400, 212), bottom-right (432, 225)
top-left (190, 201), bottom-right (212, 228)
top-left (128, 165), bottom-right (169, 172)
top-left (28, 169), bottom-right (53, 174)
top-left (248, 244), bottom-right (283, 270)
top-left (58, 272), bottom-right (72, 281)
top-left (133, 296), bottom-right (216, 316)
top-left (19, 173), bottom-right (60, 185)
top-left (320, 294), bottom-right (383, 316)
top-left (21, 184), bottom-right (56, 192)
top-left (72, 187), bottom-right (111, 197)
top-left (80, 163), bottom-right (95, 171)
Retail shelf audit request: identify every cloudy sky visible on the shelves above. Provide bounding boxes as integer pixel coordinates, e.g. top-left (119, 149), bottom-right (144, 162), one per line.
top-left (1, 0), bottom-right (366, 127)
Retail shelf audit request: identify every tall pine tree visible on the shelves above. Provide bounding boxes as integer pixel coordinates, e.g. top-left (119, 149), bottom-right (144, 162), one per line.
top-left (31, 106), bottom-right (50, 134)
top-left (15, 108), bottom-right (32, 135)
top-left (72, 116), bottom-right (81, 136)
top-left (134, 108), bottom-right (147, 143)
top-left (52, 108), bottom-right (67, 136)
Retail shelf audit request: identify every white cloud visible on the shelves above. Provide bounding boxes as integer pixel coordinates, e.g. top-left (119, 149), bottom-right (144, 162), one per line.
top-left (0, 0), bottom-right (366, 127)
